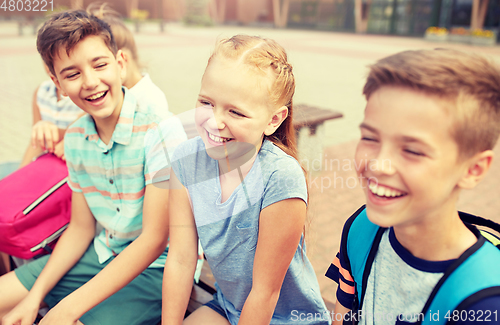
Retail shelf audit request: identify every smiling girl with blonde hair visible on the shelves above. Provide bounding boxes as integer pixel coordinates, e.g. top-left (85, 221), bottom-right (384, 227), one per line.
top-left (162, 35), bottom-right (329, 325)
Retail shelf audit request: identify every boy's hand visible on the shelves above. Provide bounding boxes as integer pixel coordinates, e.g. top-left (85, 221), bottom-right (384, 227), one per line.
top-left (38, 302), bottom-right (79, 325)
top-left (32, 120), bottom-right (59, 153)
top-left (54, 139), bottom-right (66, 161)
top-left (1, 294), bottom-right (41, 325)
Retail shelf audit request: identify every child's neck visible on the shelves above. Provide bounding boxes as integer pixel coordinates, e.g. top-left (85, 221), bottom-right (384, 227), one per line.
top-left (393, 206), bottom-right (477, 262)
top-left (218, 149), bottom-right (258, 203)
top-left (123, 64), bottom-right (143, 89)
top-left (94, 97), bottom-right (124, 146)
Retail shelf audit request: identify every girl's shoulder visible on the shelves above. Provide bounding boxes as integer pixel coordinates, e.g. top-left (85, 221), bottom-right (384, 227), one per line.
top-left (257, 140), bottom-right (308, 208)
top-left (259, 140), bottom-right (303, 174)
top-left (257, 141), bottom-right (306, 193)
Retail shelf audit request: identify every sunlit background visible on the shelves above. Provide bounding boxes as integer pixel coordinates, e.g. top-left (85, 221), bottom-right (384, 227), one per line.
top-left (1, 0), bottom-right (499, 304)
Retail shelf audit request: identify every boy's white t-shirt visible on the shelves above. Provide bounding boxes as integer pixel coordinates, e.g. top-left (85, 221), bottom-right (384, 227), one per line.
top-left (129, 73), bottom-right (170, 120)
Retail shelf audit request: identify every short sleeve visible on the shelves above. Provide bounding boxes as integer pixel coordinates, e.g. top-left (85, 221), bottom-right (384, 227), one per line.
top-left (144, 116), bottom-right (187, 186)
top-left (325, 240), bottom-right (356, 309)
top-left (261, 156), bottom-right (307, 209)
top-left (64, 133), bottom-right (82, 193)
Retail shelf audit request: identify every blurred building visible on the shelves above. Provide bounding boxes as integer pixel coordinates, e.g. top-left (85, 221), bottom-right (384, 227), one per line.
top-left (1, 0), bottom-right (498, 38)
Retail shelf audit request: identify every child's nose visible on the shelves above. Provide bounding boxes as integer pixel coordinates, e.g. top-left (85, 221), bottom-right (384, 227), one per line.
top-left (369, 148), bottom-right (395, 176)
top-left (82, 70), bottom-right (99, 89)
top-left (207, 110), bottom-right (225, 130)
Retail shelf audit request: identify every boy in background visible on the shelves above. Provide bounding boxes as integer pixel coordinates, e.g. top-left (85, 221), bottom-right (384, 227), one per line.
top-left (327, 49), bottom-right (500, 324)
top-left (0, 9), bottom-right (185, 325)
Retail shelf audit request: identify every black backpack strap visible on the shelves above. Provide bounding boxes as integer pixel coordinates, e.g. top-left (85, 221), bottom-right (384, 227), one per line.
top-left (338, 205), bottom-right (365, 324)
top-left (359, 227), bottom-right (386, 311)
top-left (460, 211), bottom-right (500, 248)
top-left (339, 205), bottom-right (367, 281)
top-left (339, 205), bottom-right (386, 324)
top-left (459, 212), bottom-right (500, 234)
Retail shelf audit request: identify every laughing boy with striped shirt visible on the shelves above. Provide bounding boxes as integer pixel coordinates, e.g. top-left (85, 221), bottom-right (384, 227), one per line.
top-left (0, 10), bottom-right (186, 325)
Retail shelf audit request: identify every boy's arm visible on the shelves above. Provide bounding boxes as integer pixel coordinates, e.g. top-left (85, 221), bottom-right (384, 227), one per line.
top-left (238, 198), bottom-right (306, 325)
top-left (52, 111), bottom-right (86, 161)
top-left (40, 183), bottom-right (170, 324)
top-left (333, 302), bottom-right (351, 325)
top-left (162, 172), bottom-right (199, 325)
top-left (2, 191), bottom-right (96, 325)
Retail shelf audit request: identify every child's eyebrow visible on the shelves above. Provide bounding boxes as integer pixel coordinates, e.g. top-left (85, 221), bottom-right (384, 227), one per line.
top-left (399, 136), bottom-right (433, 149)
top-left (400, 136), bottom-right (423, 143)
top-left (359, 123), bottom-right (378, 133)
top-left (58, 56), bottom-right (109, 75)
top-left (399, 135), bottom-right (435, 153)
top-left (59, 65), bottom-right (77, 75)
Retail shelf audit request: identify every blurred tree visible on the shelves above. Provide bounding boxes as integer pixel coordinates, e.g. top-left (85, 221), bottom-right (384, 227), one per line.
top-left (273, 0), bottom-right (291, 27)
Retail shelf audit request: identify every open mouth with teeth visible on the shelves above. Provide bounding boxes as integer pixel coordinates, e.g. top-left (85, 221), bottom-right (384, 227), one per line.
top-left (368, 181), bottom-right (407, 199)
top-left (85, 91), bottom-right (108, 102)
top-left (207, 131), bottom-right (233, 144)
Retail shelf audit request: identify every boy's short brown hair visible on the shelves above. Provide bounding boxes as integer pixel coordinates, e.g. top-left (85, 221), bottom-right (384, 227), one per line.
top-left (37, 10), bottom-right (117, 76)
top-left (363, 49), bottom-right (500, 160)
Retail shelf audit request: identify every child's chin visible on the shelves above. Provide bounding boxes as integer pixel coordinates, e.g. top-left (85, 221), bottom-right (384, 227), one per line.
top-left (91, 108), bottom-right (115, 120)
top-left (205, 146), bottom-right (228, 161)
top-left (365, 206), bottom-right (396, 228)
top-left (205, 141), bottom-right (256, 163)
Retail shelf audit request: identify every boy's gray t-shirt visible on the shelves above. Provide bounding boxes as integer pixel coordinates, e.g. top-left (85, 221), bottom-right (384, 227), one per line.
top-left (171, 137), bottom-right (330, 325)
top-left (360, 229), bottom-right (454, 325)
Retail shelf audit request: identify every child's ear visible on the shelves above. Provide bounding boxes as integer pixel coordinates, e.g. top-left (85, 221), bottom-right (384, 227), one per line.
top-left (458, 150), bottom-right (494, 189)
top-left (264, 106), bottom-right (288, 136)
top-left (116, 50), bottom-right (127, 82)
top-left (49, 73), bottom-right (68, 97)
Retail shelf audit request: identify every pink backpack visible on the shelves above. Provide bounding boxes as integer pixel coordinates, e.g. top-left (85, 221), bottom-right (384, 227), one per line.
top-left (0, 154), bottom-right (71, 259)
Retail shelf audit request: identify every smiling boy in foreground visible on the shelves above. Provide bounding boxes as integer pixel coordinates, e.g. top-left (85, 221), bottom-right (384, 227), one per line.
top-left (326, 49), bottom-right (500, 325)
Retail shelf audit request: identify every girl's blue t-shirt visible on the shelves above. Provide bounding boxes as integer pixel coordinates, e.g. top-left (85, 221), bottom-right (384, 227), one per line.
top-left (172, 137), bottom-right (330, 325)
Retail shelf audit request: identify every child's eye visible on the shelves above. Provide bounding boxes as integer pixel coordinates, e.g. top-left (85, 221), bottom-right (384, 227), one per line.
top-left (404, 149), bottom-right (424, 156)
top-left (199, 100), bottom-right (213, 107)
top-left (66, 72), bottom-right (79, 79)
top-left (96, 63), bottom-right (107, 69)
top-left (230, 110), bottom-right (246, 117)
top-left (361, 136), bottom-right (377, 142)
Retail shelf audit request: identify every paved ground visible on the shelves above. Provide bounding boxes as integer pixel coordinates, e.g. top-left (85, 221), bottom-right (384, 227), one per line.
top-left (1, 20), bottom-right (500, 305)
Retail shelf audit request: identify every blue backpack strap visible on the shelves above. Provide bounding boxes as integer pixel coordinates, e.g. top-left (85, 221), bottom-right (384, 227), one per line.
top-left (420, 236), bottom-right (500, 325)
top-left (344, 206), bottom-right (386, 310)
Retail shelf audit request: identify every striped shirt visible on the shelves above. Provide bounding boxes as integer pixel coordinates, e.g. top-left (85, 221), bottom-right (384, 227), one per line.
top-left (64, 87), bottom-right (186, 268)
top-left (37, 79), bottom-right (83, 128)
